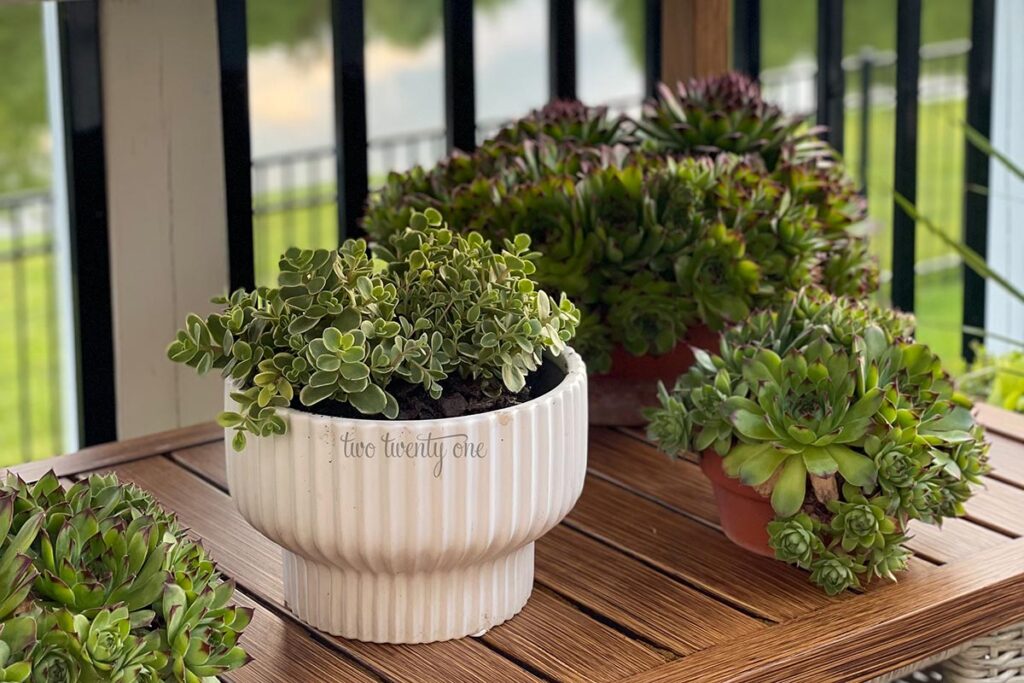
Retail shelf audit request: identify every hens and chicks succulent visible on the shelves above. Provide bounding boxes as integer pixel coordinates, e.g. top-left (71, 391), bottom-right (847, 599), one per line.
top-left (363, 73), bottom-right (877, 373)
top-left (0, 472), bottom-right (248, 682)
top-left (647, 289), bottom-right (988, 594)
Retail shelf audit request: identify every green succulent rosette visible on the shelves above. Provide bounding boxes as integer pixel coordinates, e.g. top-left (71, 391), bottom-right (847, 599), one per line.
top-left (809, 552), bottom-right (864, 596)
top-left (0, 471), bottom-right (251, 682)
top-left (766, 514), bottom-right (822, 569)
top-left (648, 288), bottom-right (989, 594)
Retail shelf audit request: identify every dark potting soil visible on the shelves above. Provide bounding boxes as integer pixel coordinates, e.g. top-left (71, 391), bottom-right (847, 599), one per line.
top-left (290, 356), bottom-right (566, 421)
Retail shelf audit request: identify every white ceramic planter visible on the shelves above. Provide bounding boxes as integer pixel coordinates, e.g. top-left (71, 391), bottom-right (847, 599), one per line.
top-left (225, 348), bottom-right (588, 643)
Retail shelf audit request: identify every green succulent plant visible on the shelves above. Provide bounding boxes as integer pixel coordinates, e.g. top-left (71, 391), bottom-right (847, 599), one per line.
top-left (766, 514), bottom-right (822, 569)
top-left (0, 617), bottom-right (34, 682)
top-left (647, 288), bottom-right (989, 594)
top-left (809, 551), bottom-right (864, 596)
top-left (170, 209), bottom-right (580, 448)
top-left (637, 72), bottom-right (810, 169)
top-left (721, 336), bottom-right (881, 517)
top-left (362, 73), bottom-right (877, 376)
top-left (826, 486), bottom-right (897, 552)
top-left (0, 471), bottom-right (250, 682)
top-left (489, 99), bottom-right (633, 147)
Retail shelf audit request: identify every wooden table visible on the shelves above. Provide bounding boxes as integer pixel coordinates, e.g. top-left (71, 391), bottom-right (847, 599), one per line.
top-left (8, 405), bottom-right (1024, 683)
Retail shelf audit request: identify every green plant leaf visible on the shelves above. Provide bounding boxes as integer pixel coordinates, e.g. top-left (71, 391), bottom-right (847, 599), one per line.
top-left (894, 193), bottom-right (1024, 306)
top-left (963, 123), bottom-right (1024, 183)
top-left (826, 445), bottom-right (876, 487)
top-left (771, 455), bottom-right (807, 517)
top-left (739, 449), bottom-right (791, 486)
top-left (299, 384), bottom-right (336, 406)
top-left (729, 410), bottom-right (775, 441)
top-left (349, 385), bottom-right (387, 415)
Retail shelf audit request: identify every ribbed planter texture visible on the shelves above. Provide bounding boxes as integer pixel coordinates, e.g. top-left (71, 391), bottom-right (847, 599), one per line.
top-left (700, 450), bottom-right (775, 558)
top-left (226, 348), bottom-right (589, 643)
top-left (588, 324), bottom-right (719, 426)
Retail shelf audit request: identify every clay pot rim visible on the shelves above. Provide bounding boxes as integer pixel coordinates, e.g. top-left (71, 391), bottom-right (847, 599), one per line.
top-left (700, 450), bottom-right (770, 503)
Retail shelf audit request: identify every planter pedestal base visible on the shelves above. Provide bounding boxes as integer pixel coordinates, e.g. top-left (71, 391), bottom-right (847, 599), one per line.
top-left (282, 544), bottom-right (536, 643)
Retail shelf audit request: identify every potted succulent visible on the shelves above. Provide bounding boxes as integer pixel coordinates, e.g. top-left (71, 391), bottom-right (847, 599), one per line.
top-left (363, 74), bottom-right (876, 425)
top-left (647, 288), bottom-right (989, 594)
top-left (0, 470), bottom-right (250, 681)
top-left (168, 210), bottom-right (587, 643)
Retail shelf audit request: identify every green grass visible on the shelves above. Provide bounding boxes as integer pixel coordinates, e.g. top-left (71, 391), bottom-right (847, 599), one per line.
top-left (0, 98), bottom-right (977, 466)
top-left (844, 98), bottom-right (967, 272)
top-left (0, 248), bottom-right (63, 464)
top-left (845, 97), bottom-right (970, 367)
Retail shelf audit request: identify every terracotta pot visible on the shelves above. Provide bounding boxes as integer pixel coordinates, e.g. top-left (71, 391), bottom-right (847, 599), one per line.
top-left (226, 348), bottom-right (589, 643)
top-left (588, 324), bottom-right (719, 426)
top-left (700, 450), bottom-right (776, 558)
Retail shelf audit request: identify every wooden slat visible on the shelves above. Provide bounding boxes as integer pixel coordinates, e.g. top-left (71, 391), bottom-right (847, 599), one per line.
top-left (589, 429), bottom-right (719, 524)
top-left (623, 539), bottom-right (1024, 683)
top-left (567, 475), bottom-right (838, 620)
top-left (481, 587), bottom-right (668, 681)
top-left (593, 428), bottom-right (1012, 564)
top-left (339, 641), bottom-right (539, 683)
top-left (985, 431), bottom-right (1024, 489)
top-left (7, 422), bottom-right (221, 481)
top-left (225, 592), bottom-right (379, 683)
top-left (171, 440), bottom-right (228, 485)
top-left (904, 518), bottom-right (1010, 564)
top-left (536, 525), bottom-right (765, 654)
top-left (177, 439), bottom-right (762, 658)
top-left (975, 402), bottom-right (1024, 442)
top-left (193, 434), bottom-right (826, 624)
top-left (102, 455), bottom-right (635, 683)
top-left (964, 477), bottom-right (1024, 537)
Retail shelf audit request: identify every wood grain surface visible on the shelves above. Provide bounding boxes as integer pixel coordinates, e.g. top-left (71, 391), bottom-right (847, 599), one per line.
top-left (566, 475), bottom-right (839, 620)
top-left (7, 406), bottom-right (1022, 683)
top-left (225, 592), bottom-right (380, 683)
top-left (535, 525), bottom-right (766, 654)
top-left (622, 539), bottom-right (1024, 683)
top-left (4, 422), bottom-right (220, 482)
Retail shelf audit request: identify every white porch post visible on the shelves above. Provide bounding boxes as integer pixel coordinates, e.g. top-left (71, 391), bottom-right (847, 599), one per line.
top-left (985, 0), bottom-right (1024, 351)
top-left (100, 0), bottom-right (231, 437)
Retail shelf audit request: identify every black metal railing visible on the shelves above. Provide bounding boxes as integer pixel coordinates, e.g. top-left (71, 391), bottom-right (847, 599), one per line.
top-left (5, 0), bottom-right (998, 464)
top-left (249, 97), bottom-right (642, 285)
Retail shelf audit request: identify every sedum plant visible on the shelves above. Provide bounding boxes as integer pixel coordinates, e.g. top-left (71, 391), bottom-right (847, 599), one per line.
top-left (0, 471), bottom-right (250, 682)
top-left (363, 73), bottom-right (876, 374)
top-left (647, 288), bottom-right (989, 594)
top-left (169, 209), bottom-right (580, 449)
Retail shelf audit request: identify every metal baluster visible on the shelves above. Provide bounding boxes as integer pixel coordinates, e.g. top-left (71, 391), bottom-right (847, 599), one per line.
top-left (858, 49), bottom-right (873, 196)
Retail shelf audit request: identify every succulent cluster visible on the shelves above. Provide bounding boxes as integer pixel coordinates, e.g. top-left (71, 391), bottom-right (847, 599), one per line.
top-left (647, 288), bottom-right (989, 594)
top-left (0, 471), bottom-right (249, 682)
top-left (169, 209), bottom-right (580, 448)
top-left (363, 72), bottom-right (876, 373)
